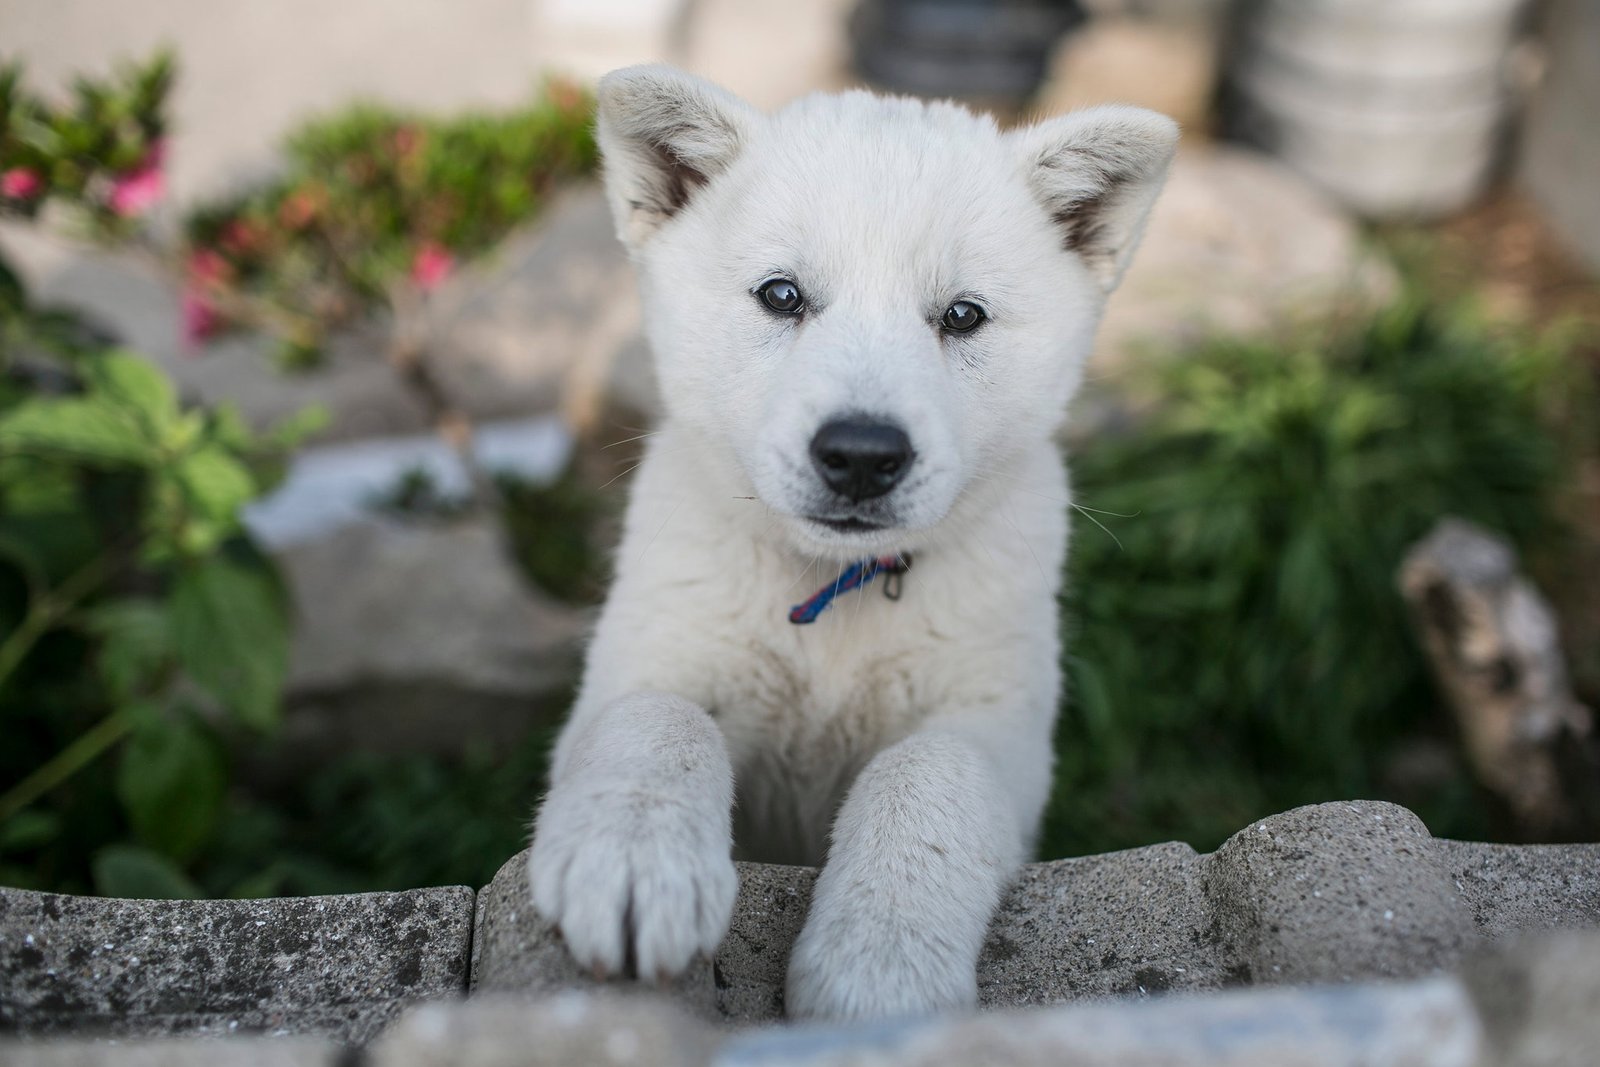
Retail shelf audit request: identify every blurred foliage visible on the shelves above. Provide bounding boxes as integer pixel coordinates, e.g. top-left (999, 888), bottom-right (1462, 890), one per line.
top-left (179, 81), bottom-right (598, 363)
top-left (1040, 296), bottom-right (1589, 858)
top-left (1, 52), bottom-right (172, 234)
top-left (0, 55), bottom-right (313, 898)
top-left (0, 301), bottom-right (315, 898)
top-left (499, 467), bottom-right (615, 605)
top-left (197, 727), bottom-right (558, 898)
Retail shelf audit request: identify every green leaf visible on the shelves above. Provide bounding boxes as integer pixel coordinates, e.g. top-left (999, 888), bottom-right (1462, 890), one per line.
top-left (115, 708), bottom-right (226, 860)
top-left (92, 843), bottom-right (201, 899)
top-left (169, 559), bottom-right (288, 730)
top-left (0, 396), bottom-right (153, 463)
top-left (84, 352), bottom-right (177, 431)
top-left (174, 446), bottom-right (256, 522)
top-left (0, 810), bottom-right (62, 853)
top-left (86, 599), bottom-right (172, 699)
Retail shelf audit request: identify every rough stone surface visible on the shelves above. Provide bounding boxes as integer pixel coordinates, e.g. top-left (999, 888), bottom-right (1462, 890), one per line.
top-left (714, 864), bottom-right (817, 1022)
top-left (980, 841), bottom-right (1224, 1007)
top-left (1439, 840), bottom-right (1600, 940)
top-left (6, 800), bottom-right (1599, 1058)
top-left (0, 886), bottom-right (473, 1044)
top-left (1203, 802), bottom-right (1478, 986)
top-left (469, 852), bottom-right (719, 1020)
top-left (274, 515), bottom-right (584, 762)
top-left (371, 992), bottom-right (721, 1067)
top-left (474, 801), bottom-right (1597, 1026)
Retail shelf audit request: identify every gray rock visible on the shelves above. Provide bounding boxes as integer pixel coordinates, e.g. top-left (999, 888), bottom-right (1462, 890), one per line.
top-left (1438, 840), bottom-right (1600, 940)
top-left (0, 1036), bottom-right (341, 1066)
top-left (469, 852), bottom-right (720, 1020)
top-left (715, 864), bottom-right (817, 1023)
top-left (371, 992), bottom-right (722, 1067)
top-left (1094, 145), bottom-right (1397, 375)
top-left (981, 840), bottom-right (1225, 1008)
top-left (483, 801), bottom-right (1599, 1024)
top-left (274, 514), bottom-right (584, 763)
top-left (718, 978), bottom-right (1481, 1067)
top-left (0, 885), bottom-right (473, 1044)
top-left (1462, 930), bottom-right (1600, 1067)
top-left (423, 184), bottom-right (655, 426)
top-left (1202, 802), bottom-right (1478, 986)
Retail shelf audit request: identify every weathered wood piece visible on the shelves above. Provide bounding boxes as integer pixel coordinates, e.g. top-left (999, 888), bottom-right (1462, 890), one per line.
top-left (1398, 517), bottom-right (1595, 835)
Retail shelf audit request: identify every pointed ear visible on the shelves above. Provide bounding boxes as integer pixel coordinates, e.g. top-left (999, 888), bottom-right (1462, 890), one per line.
top-left (1009, 106), bottom-right (1179, 291)
top-left (596, 64), bottom-right (761, 249)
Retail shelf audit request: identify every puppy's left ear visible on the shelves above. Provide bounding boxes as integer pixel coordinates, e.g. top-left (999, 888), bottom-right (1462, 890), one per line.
top-left (1009, 106), bottom-right (1179, 292)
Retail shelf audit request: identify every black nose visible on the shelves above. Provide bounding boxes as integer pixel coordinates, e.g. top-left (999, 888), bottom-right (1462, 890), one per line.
top-left (809, 418), bottom-right (914, 502)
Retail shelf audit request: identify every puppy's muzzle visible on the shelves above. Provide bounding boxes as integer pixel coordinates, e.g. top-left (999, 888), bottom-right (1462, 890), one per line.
top-left (809, 417), bottom-right (914, 502)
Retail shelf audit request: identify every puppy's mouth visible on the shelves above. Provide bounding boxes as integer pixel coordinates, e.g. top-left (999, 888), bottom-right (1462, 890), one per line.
top-left (807, 515), bottom-right (891, 534)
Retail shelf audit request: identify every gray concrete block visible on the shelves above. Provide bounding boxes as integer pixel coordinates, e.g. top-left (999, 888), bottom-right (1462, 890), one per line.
top-left (1462, 930), bottom-right (1600, 1067)
top-left (487, 801), bottom-right (1599, 1022)
top-left (370, 992), bottom-right (722, 1067)
top-left (1438, 840), bottom-right (1600, 941)
top-left (0, 885), bottom-right (473, 1044)
top-left (0, 1036), bottom-right (341, 1066)
top-left (714, 863), bottom-right (816, 1023)
top-left (470, 851), bottom-right (720, 1019)
top-left (981, 840), bottom-right (1225, 1009)
top-left (1202, 802), bottom-right (1478, 986)
top-left (718, 978), bottom-right (1481, 1067)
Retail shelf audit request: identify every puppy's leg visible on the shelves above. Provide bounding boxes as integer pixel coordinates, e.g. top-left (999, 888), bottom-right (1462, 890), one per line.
top-left (529, 691), bottom-right (737, 979)
top-left (785, 729), bottom-right (1027, 1020)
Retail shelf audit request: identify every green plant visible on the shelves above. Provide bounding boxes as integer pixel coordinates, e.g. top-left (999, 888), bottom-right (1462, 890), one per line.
top-left (0, 55), bottom-right (315, 898)
top-left (1040, 297), bottom-right (1586, 858)
top-left (178, 81), bottom-right (597, 366)
top-left (1, 52), bottom-right (172, 234)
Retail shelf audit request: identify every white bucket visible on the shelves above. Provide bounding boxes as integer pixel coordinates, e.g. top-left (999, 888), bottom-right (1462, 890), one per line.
top-left (1229, 0), bottom-right (1530, 218)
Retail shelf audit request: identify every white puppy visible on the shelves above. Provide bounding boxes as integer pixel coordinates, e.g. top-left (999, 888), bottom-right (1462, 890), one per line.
top-left (529, 65), bottom-right (1176, 1021)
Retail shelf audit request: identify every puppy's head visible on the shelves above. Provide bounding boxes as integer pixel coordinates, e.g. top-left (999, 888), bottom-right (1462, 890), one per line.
top-left (598, 65), bottom-right (1176, 557)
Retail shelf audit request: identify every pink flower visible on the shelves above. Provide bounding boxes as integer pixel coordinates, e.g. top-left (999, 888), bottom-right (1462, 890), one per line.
top-left (409, 242), bottom-right (454, 291)
top-left (107, 140), bottom-right (167, 217)
top-left (1, 167), bottom-right (44, 201)
top-left (186, 247), bottom-right (231, 286)
top-left (180, 288), bottom-right (222, 351)
top-left (217, 218), bottom-right (263, 257)
top-left (180, 246), bottom-right (230, 351)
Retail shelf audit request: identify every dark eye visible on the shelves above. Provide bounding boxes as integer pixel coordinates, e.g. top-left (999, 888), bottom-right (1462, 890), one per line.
top-left (941, 300), bottom-right (985, 333)
top-left (757, 278), bottom-right (804, 314)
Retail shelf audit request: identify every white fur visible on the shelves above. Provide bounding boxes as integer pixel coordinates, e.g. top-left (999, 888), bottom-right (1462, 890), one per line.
top-left (529, 65), bottom-right (1177, 1020)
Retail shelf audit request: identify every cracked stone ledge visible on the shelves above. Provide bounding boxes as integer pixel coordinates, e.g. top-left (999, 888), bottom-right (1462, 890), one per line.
top-left (3, 801), bottom-right (1597, 1064)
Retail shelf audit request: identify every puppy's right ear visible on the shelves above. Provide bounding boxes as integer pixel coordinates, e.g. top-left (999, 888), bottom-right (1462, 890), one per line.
top-left (597, 65), bottom-right (759, 249)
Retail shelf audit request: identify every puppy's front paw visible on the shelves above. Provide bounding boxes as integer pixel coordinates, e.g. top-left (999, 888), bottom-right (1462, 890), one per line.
top-left (785, 914), bottom-right (977, 1021)
top-left (529, 774), bottom-right (736, 980)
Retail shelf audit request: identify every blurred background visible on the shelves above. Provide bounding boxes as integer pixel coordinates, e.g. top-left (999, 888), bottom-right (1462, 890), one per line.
top-left (1, 0), bottom-right (1597, 900)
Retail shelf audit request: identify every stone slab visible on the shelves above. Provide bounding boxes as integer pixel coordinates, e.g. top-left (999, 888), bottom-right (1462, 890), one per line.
top-left (371, 992), bottom-right (721, 1067)
top-left (718, 978), bottom-right (1480, 1067)
top-left (1438, 840), bottom-right (1600, 941)
top-left (273, 514), bottom-right (585, 763)
top-left (0, 886), bottom-right (473, 1045)
top-left (1201, 802), bottom-right (1478, 986)
top-left (0, 1036), bottom-right (341, 1067)
top-left (488, 801), bottom-right (1599, 1024)
top-left (1462, 930), bottom-right (1600, 1067)
top-left (981, 840), bottom-right (1224, 1008)
top-left (469, 852), bottom-right (720, 1020)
